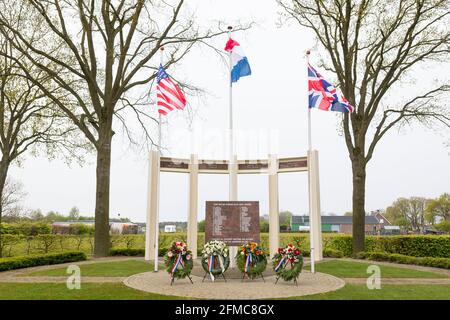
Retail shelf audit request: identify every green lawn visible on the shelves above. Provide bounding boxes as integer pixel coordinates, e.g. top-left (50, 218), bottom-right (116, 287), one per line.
top-left (0, 282), bottom-right (449, 300)
top-left (0, 283), bottom-right (185, 300)
top-left (26, 259), bottom-right (157, 277)
top-left (293, 284), bottom-right (450, 300)
top-left (24, 258), bottom-right (447, 279)
top-left (305, 260), bottom-right (447, 278)
top-left (2, 258), bottom-right (448, 300)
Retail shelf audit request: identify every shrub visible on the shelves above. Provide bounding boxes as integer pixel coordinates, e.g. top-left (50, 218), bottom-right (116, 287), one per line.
top-left (323, 248), bottom-right (343, 258)
top-left (70, 223), bottom-right (94, 235)
top-left (358, 251), bottom-right (450, 269)
top-left (13, 222), bottom-right (51, 236)
top-left (35, 234), bottom-right (58, 253)
top-left (323, 235), bottom-right (450, 258)
top-left (0, 234), bottom-right (23, 258)
top-left (0, 251), bottom-right (87, 272)
top-left (435, 221), bottom-right (450, 233)
top-left (122, 235), bottom-right (136, 249)
top-left (0, 224), bottom-right (18, 235)
top-left (374, 236), bottom-right (450, 258)
top-left (109, 248), bottom-right (145, 256)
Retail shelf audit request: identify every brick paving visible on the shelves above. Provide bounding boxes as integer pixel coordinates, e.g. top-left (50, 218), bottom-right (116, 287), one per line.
top-left (123, 269), bottom-right (346, 299)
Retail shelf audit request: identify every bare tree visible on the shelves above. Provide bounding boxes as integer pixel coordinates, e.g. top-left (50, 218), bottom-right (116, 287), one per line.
top-left (278, 0), bottom-right (450, 254)
top-left (0, 16), bottom-right (87, 226)
top-left (0, 0), bottom-right (249, 256)
top-left (1, 178), bottom-right (26, 222)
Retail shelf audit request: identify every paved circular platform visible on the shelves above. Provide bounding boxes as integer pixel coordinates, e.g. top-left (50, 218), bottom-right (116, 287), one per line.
top-left (123, 268), bottom-right (345, 299)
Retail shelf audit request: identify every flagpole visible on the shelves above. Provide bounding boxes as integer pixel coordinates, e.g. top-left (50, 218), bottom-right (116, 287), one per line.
top-left (307, 50), bottom-right (312, 152)
top-left (306, 49), bottom-right (315, 274)
top-left (153, 46), bottom-right (164, 272)
top-left (228, 25), bottom-right (235, 199)
top-left (158, 47), bottom-right (164, 154)
top-left (227, 25), bottom-right (238, 268)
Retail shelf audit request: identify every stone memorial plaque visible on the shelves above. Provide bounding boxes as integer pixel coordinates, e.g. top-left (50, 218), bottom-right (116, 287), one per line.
top-left (238, 161), bottom-right (268, 171)
top-left (199, 161), bottom-right (228, 171)
top-left (160, 158), bottom-right (189, 170)
top-left (278, 159), bottom-right (307, 170)
top-left (205, 201), bottom-right (260, 246)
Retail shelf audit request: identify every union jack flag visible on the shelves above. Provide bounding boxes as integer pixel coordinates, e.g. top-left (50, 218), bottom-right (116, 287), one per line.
top-left (156, 64), bottom-right (187, 116)
top-left (308, 64), bottom-right (353, 113)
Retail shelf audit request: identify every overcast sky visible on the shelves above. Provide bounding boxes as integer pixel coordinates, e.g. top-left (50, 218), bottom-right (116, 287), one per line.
top-left (10, 0), bottom-right (450, 223)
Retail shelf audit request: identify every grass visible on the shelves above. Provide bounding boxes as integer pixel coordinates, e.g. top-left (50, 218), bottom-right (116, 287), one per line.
top-left (0, 282), bottom-right (449, 300)
top-left (0, 283), bottom-right (185, 300)
top-left (23, 258), bottom-right (447, 279)
top-left (25, 259), bottom-right (156, 277)
top-left (2, 257), bottom-right (448, 300)
top-left (292, 284), bottom-right (450, 300)
top-left (305, 260), bottom-right (447, 278)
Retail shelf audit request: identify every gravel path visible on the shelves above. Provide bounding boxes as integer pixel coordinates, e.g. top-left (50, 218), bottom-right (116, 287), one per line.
top-left (123, 269), bottom-right (345, 299)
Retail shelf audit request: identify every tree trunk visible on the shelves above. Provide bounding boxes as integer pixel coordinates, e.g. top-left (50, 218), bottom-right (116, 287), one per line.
top-left (0, 155), bottom-right (10, 258)
top-left (93, 127), bottom-right (113, 257)
top-left (352, 156), bottom-right (366, 256)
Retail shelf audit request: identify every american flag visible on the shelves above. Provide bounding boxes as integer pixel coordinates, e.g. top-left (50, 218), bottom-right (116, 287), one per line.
top-left (308, 64), bottom-right (353, 113)
top-left (156, 64), bottom-right (187, 115)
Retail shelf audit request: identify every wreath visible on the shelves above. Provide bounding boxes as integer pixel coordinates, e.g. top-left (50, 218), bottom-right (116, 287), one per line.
top-left (201, 240), bottom-right (230, 277)
top-left (164, 241), bottom-right (193, 280)
top-left (272, 242), bottom-right (303, 282)
top-left (236, 241), bottom-right (268, 279)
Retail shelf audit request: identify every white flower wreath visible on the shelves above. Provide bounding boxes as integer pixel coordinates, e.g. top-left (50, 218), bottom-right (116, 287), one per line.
top-left (201, 240), bottom-right (230, 280)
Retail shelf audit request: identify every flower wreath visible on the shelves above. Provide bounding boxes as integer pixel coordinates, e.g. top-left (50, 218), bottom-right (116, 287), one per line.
top-left (236, 241), bottom-right (267, 279)
top-left (164, 241), bottom-right (193, 280)
top-left (272, 242), bottom-right (303, 282)
top-left (201, 240), bottom-right (230, 278)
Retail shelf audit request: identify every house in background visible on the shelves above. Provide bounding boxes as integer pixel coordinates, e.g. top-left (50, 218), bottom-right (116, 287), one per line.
top-left (291, 212), bottom-right (394, 235)
top-left (164, 225), bottom-right (177, 233)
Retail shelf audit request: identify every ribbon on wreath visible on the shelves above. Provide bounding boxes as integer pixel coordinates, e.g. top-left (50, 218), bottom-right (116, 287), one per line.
top-left (170, 253), bottom-right (183, 280)
top-left (208, 255), bottom-right (215, 282)
top-left (244, 253), bottom-right (253, 273)
top-left (218, 255), bottom-right (225, 273)
top-left (275, 256), bottom-right (287, 272)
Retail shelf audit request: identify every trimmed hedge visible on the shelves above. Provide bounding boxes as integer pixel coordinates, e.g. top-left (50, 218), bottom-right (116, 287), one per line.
top-left (357, 251), bottom-right (450, 269)
top-left (109, 248), bottom-right (145, 256)
top-left (372, 236), bottom-right (450, 258)
top-left (323, 248), bottom-right (343, 258)
top-left (323, 235), bottom-right (450, 258)
top-left (0, 251), bottom-right (87, 272)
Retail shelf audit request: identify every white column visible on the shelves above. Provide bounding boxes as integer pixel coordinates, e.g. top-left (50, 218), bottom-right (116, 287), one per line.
top-left (308, 149), bottom-right (323, 262)
top-left (187, 154), bottom-right (199, 259)
top-left (268, 154), bottom-right (280, 258)
top-left (145, 150), bottom-right (160, 267)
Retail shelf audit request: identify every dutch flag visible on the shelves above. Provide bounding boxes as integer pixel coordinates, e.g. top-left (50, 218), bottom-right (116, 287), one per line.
top-left (224, 38), bottom-right (251, 83)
